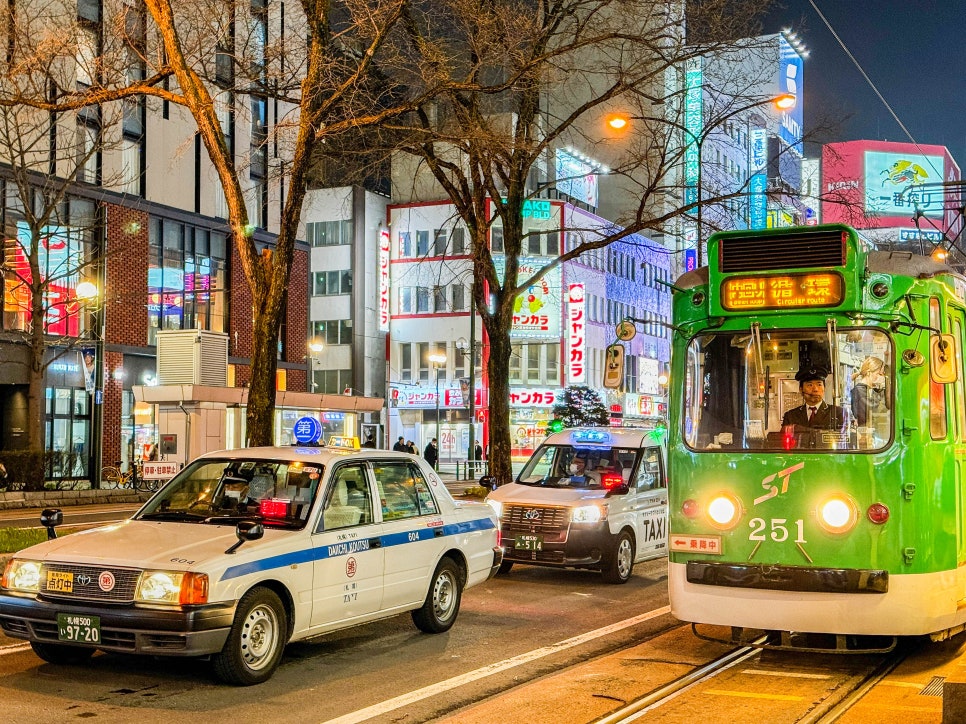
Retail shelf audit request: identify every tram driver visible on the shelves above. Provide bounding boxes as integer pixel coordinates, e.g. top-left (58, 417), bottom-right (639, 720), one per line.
top-left (781, 367), bottom-right (848, 431)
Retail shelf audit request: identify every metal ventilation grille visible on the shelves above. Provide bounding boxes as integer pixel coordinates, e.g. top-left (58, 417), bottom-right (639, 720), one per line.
top-left (719, 229), bottom-right (846, 272)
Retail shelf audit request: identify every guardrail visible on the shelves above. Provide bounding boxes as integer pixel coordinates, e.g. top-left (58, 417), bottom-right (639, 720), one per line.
top-left (453, 460), bottom-right (489, 481)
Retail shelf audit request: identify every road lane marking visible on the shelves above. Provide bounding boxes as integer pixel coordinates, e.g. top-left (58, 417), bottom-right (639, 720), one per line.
top-left (741, 668), bottom-right (830, 679)
top-left (0, 643), bottom-right (32, 656)
top-left (320, 605), bottom-right (672, 724)
top-left (704, 689), bottom-right (804, 701)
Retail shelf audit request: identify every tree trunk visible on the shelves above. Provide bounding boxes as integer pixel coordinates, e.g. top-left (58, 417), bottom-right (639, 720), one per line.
top-left (246, 283), bottom-right (283, 447)
top-left (482, 291), bottom-right (516, 485)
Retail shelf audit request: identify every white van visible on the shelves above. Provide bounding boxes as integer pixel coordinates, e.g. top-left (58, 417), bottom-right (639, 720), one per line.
top-left (485, 427), bottom-right (667, 584)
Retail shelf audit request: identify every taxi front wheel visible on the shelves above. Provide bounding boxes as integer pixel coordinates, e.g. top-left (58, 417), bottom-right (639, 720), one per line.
top-left (213, 587), bottom-right (287, 685)
top-left (412, 558), bottom-right (463, 633)
top-left (601, 530), bottom-right (635, 584)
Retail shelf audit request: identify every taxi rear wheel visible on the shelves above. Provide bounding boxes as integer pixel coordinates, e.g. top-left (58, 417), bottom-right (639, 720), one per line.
top-left (412, 558), bottom-right (463, 633)
top-left (601, 530), bottom-right (635, 584)
top-left (212, 587), bottom-right (287, 686)
top-left (31, 641), bottom-right (96, 665)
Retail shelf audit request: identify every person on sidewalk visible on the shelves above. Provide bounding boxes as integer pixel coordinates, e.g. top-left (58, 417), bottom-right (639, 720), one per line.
top-left (424, 438), bottom-right (439, 470)
top-left (392, 436), bottom-right (407, 452)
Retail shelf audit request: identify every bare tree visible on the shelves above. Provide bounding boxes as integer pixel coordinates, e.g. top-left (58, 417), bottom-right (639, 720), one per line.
top-left (384, 0), bottom-right (784, 482)
top-left (0, 2), bottom-right (132, 481)
top-left (140, 0), bottom-right (448, 445)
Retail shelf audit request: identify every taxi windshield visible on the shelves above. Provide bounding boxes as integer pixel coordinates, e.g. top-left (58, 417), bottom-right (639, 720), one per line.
top-left (136, 458), bottom-right (323, 529)
top-left (516, 445), bottom-right (640, 490)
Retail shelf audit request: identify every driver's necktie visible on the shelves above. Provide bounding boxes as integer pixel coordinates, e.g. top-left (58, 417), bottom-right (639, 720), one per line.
top-left (808, 406), bottom-right (817, 422)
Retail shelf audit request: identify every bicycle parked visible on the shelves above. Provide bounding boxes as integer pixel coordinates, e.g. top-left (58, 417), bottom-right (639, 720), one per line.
top-left (99, 461), bottom-right (161, 492)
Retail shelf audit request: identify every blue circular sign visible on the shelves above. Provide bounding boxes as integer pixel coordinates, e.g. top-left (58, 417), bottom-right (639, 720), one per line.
top-left (293, 416), bottom-right (322, 444)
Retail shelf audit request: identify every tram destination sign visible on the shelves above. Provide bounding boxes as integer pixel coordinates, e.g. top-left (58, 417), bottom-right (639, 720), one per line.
top-left (721, 272), bottom-right (844, 311)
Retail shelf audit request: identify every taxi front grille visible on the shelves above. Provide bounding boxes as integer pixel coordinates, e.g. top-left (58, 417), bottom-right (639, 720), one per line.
top-left (40, 563), bottom-right (141, 603)
top-left (502, 505), bottom-right (570, 534)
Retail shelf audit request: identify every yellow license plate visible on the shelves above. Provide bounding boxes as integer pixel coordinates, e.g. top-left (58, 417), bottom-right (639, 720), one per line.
top-left (47, 570), bottom-right (74, 593)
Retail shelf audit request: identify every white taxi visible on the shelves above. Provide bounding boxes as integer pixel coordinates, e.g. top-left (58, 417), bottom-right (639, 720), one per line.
top-left (486, 427), bottom-right (667, 583)
top-left (0, 443), bottom-right (501, 685)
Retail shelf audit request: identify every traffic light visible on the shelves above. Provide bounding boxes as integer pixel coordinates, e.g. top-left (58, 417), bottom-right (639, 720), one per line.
top-left (548, 419), bottom-right (565, 434)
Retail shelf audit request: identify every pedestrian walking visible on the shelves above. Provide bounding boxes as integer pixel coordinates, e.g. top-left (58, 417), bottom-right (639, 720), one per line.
top-left (424, 438), bottom-right (439, 470)
top-left (392, 436), bottom-right (407, 452)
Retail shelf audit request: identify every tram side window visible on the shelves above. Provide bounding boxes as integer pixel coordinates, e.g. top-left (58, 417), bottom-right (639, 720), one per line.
top-left (930, 299), bottom-right (948, 440)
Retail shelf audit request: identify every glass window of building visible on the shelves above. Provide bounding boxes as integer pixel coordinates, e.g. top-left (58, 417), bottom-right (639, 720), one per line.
top-left (307, 220), bottom-right (352, 247)
top-left (509, 344), bottom-right (523, 384)
top-left (400, 343), bottom-right (412, 382)
top-left (399, 231), bottom-right (412, 257)
top-left (491, 225), bottom-right (503, 253)
top-left (416, 287), bottom-right (430, 313)
top-left (433, 286), bottom-right (447, 312)
top-left (452, 283), bottom-right (465, 311)
top-left (433, 229), bottom-right (447, 256)
top-left (147, 218), bottom-right (228, 344)
top-left (451, 227), bottom-right (465, 255)
top-left (546, 343), bottom-right (560, 385)
top-left (416, 230), bottom-right (429, 256)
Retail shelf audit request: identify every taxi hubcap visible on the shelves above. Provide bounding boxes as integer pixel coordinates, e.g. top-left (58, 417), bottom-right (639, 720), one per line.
top-left (240, 604), bottom-right (279, 669)
top-left (433, 571), bottom-right (457, 620)
top-left (617, 539), bottom-right (632, 577)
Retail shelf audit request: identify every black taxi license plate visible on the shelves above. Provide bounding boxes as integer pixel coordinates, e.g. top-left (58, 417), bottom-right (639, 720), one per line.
top-left (514, 534), bottom-right (543, 551)
top-left (57, 614), bottom-right (101, 644)
top-left (47, 570), bottom-right (73, 593)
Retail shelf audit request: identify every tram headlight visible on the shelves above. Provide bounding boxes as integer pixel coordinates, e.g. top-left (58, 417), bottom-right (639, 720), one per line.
top-left (818, 495), bottom-right (858, 534)
top-left (706, 492), bottom-right (742, 530)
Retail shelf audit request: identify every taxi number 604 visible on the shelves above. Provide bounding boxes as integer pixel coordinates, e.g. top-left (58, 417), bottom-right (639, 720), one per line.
top-left (748, 517), bottom-right (805, 544)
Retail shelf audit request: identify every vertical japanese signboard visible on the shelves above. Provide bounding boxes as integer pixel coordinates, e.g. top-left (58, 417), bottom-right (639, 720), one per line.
top-left (567, 283), bottom-right (586, 384)
top-left (378, 227), bottom-right (391, 332)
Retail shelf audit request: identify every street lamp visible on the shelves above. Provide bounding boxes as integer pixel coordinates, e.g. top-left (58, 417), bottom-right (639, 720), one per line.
top-left (428, 351), bottom-right (446, 463)
top-left (606, 92), bottom-right (796, 267)
top-left (308, 340), bottom-right (323, 392)
top-left (76, 279), bottom-right (104, 488)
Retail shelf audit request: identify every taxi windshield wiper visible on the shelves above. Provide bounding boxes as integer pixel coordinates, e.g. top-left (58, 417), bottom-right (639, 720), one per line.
top-left (138, 511), bottom-right (209, 522)
top-left (203, 515), bottom-right (263, 525)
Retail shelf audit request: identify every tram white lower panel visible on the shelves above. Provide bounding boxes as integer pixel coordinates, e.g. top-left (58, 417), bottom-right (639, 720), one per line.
top-left (669, 562), bottom-right (966, 636)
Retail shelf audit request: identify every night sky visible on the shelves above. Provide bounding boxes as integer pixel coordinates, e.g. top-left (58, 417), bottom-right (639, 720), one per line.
top-left (761, 0), bottom-right (966, 169)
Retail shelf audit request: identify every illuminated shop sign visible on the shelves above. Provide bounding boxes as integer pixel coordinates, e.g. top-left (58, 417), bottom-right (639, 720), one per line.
top-left (567, 283), bottom-right (586, 384)
top-left (683, 56), bottom-right (703, 207)
top-left (555, 150), bottom-right (598, 207)
top-left (864, 151), bottom-right (944, 217)
top-left (494, 256), bottom-right (562, 339)
top-left (509, 388), bottom-right (560, 408)
top-left (721, 272), bottom-right (844, 310)
top-left (778, 35), bottom-right (804, 155)
top-left (378, 227), bottom-right (391, 332)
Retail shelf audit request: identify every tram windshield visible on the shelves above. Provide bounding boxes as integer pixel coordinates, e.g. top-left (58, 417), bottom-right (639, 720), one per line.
top-left (684, 327), bottom-right (893, 452)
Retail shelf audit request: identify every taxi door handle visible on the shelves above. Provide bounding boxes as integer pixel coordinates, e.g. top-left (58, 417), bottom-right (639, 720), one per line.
top-left (370, 537), bottom-right (383, 548)
top-left (434, 528), bottom-right (443, 537)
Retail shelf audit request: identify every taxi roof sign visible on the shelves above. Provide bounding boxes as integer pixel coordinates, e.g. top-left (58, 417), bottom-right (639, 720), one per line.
top-left (327, 435), bottom-right (360, 450)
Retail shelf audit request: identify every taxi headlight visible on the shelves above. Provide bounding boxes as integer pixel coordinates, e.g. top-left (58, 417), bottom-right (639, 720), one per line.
top-left (819, 495), bottom-right (857, 535)
top-left (571, 504), bottom-right (605, 524)
top-left (2, 559), bottom-right (42, 593)
top-left (706, 493), bottom-right (742, 530)
top-left (486, 499), bottom-right (503, 519)
top-left (136, 571), bottom-right (208, 605)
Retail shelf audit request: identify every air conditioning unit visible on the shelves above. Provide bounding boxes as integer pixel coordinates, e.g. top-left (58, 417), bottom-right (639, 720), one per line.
top-left (156, 330), bottom-right (229, 387)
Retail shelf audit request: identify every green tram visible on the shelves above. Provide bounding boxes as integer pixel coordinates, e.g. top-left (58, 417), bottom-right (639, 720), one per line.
top-left (667, 224), bottom-right (966, 650)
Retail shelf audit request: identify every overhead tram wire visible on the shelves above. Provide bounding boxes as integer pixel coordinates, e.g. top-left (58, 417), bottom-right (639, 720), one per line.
top-left (806, 0), bottom-right (943, 181)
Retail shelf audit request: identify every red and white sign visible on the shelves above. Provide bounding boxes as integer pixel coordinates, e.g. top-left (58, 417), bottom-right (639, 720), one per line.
top-left (669, 535), bottom-right (722, 554)
top-left (508, 388), bottom-right (559, 408)
top-left (567, 283), bottom-right (585, 383)
top-left (142, 461), bottom-right (182, 480)
top-left (378, 227), bottom-right (391, 332)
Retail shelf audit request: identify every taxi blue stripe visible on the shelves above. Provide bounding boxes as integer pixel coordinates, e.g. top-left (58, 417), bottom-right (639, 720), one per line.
top-left (220, 516), bottom-right (496, 581)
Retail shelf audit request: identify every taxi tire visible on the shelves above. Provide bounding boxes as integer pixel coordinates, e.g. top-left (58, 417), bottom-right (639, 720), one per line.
top-left (412, 558), bottom-right (463, 634)
top-left (212, 587), bottom-right (287, 686)
top-left (601, 530), bottom-right (635, 584)
top-left (30, 641), bottom-right (96, 665)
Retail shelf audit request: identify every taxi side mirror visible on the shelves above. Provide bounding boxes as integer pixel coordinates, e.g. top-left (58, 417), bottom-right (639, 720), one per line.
top-left (40, 508), bottom-right (63, 540)
top-left (225, 520), bottom-right (264, 554)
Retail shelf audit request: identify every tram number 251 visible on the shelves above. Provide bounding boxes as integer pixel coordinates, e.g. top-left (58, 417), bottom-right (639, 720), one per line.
top-left (748, 517), bottom-right (805, 544)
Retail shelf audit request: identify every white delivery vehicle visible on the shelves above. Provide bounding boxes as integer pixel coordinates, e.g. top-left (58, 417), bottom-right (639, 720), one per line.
top-left (0, 442), bottom-right (501, 685)
top-left (486, 427), bottom-right (667, 584)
